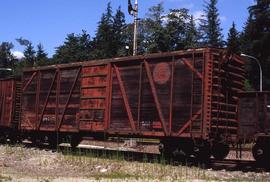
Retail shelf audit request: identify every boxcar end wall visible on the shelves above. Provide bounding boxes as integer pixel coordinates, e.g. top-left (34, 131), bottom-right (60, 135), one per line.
top-left (0, 78), bottom-right (20, 130)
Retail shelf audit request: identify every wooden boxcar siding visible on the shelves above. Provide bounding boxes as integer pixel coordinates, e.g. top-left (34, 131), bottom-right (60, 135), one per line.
top-left (80, 64), bottom-right (108, 131)
top-left (20, 48), bottom-right (245, 139)
top-left (0, 79), bottom-right (18, 128)
top-left (21, 67), bottom-right (81, 132)
top-left (238, 92), bottom-right (270, 140)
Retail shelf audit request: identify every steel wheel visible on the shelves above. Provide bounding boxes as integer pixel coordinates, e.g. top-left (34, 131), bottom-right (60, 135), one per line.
top-left (212, 142), bottom-right (230, 160)
top-left (252, 143), bottom-right (265, 163)
top-left (194, 142), bottom-right (211, 161)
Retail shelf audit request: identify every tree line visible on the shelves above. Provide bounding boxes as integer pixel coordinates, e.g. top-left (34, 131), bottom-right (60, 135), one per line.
top-left (0, 0), bottom-right (269, 90)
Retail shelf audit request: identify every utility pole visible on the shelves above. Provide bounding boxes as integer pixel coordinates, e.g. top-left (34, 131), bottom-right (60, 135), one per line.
top-left (128, 0), bottom-right (139, 56)
top-left (133, 0), bottom-right (138, 56)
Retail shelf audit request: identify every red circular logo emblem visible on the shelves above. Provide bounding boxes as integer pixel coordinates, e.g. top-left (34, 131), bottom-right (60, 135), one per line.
top-left (153, 63), bottom-right (171, 85)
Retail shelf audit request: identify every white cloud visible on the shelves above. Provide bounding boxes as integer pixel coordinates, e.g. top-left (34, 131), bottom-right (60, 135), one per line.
top-left (191, 11), bottom-right (227, 25)
top-left (220, 15), bottom-right (227, 22)
top-left (192, 10), bottom-right (205, 20)
top-left (191, 10), bottom-right (205, 25)
top-left (162, 10), bottom-right (191, 24)
top-left (12, 51), bottom-right (24, 59)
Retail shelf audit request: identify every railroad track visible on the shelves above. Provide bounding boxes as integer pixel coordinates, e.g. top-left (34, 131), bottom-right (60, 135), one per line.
top-left (18, 141), bottom-right (270, 172)
top-left (209, 159), bottom-right (256, 171)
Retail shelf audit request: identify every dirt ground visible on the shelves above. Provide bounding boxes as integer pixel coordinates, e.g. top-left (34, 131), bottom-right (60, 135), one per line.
top-left (0, 143), bottom-right (270, 182)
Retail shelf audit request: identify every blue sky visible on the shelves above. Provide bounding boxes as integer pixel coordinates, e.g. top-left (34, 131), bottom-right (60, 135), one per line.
top-left (0, 0), bottom-right (254, 58)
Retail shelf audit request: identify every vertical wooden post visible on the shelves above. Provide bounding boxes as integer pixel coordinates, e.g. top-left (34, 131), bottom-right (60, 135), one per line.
top-left (35, 71), bottom-right (41, 130)
top-left (55, 68), bottom-right (60, 130)
top-left (137, 63), bottom-right (143, 130)
top-left (189, 53), bottom-right (195, 134)
top-left (105, 63), bottom-right (112, 130)
top-left (169, 57), bottom-right (175, 134)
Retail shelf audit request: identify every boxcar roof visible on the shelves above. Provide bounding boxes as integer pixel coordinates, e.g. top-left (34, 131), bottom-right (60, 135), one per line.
top-left (23, 48), bottom-right (239, 72)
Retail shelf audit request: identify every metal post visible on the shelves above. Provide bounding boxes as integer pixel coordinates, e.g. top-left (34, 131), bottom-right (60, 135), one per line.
top-left (0, 68), bottom-right (13, 78)
top-left (133, 0), bottom-right (138, 56)
top-left (241, 53), bottom-right (263, 92)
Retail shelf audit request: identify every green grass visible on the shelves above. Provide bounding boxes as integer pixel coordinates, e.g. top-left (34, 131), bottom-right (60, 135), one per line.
top-left (0, 175), bottom-right (12, 182)
top-left (88, 171), bottom-right (149, 180)
top-left (60, 150), bottom-right (213, 181)
top-left (1, 145), bottom-right (270, 182)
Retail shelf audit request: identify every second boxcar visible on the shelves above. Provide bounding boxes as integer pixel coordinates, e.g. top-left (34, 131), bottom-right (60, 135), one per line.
top-left (238, 91), bottom-right (270, 163)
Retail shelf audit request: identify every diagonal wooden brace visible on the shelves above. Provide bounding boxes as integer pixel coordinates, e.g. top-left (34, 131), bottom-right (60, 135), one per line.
top-left (22, 72), bottom-right (37, 92)
top-left (177, 109), bottom-right (202, 136)
top-left (57, 67), bottom-right (81, 131)
top-left (144, 60), bottom-right (169, 136)
top-left (113, 65), bottom-right (136, 132)
top-left (181, 58), bottom-right (203, 80)
top-left (37, 71), bottom-right (57, 130)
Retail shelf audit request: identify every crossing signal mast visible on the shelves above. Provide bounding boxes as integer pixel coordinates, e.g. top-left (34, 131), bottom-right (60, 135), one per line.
top-left (128, 0), bottom-right (138, 56)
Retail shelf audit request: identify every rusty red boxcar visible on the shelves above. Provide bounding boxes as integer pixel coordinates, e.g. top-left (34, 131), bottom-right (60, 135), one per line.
top-left (0, 78), bottom-right (21, 142)
top-left (238, 91), bottom-right (270, 163)
top-left (20, 48), bottom-right (245, 159)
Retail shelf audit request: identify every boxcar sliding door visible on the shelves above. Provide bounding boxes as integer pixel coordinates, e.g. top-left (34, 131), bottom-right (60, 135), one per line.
top-left (79, 64), bottom-right (110, 132)
top-left (108, 53), bottom-right (204, 137)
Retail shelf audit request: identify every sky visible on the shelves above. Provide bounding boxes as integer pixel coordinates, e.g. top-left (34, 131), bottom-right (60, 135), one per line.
top-left (0, 0), bottom-right (255, 58)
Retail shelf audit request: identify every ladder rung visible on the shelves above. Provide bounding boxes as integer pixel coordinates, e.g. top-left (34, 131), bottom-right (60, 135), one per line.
top-left (211, 126), bottom-right (238, 130)
top-left (212, 117), bottom-right (238, 123)
top-left (212, 110), bottom-right (236, 115)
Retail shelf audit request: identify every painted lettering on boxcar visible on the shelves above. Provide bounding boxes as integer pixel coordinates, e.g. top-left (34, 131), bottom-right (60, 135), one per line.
top-left (153, 63), bottom-right (171, 85)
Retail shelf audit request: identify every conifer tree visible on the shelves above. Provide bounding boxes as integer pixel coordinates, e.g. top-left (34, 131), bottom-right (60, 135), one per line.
top-left (165, 8), bottom-right (190, 51)
top-left (199, 0), bottom-right (224, 47)
top-left (242, 0), bottom-right (270, 60)
top-left (144, 3), bottom-right (168, 53)
top-left (241, 0), bottom-right (270, 90)
top-left (23, 42), bottom-right (36, 67)
top-left (36, 43), bottom-right (48, 66)
top-left (16, 38), bottom-right (36, 67)
top-left (0, 42), bottom-right (14, 77)
top-left (112, 6), bottom-right (127, 57)
top-left (185, 15), bottom-right (199, 49)
top-left (53, 33), bottom-right (80, 63)
top-left (226, 22), bottom-right (240, 54)
top-left (53, 31), bottom-right (92, 64)
top-left (0, 42), bottom-right (14, 68)
top-left (92, 2), bottom-right (114, 59)
top-left (78, 30), bottom-right (93, 61)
